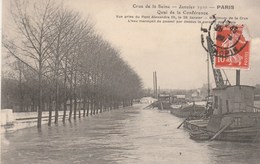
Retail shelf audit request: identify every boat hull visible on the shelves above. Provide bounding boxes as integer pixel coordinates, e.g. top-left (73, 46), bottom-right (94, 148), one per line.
top-left (170, 105), bottom-right (205, 118)
top-left (210, 127), bottom-right (260, 142)
top-left (183, 112), bottom-right (260, 142)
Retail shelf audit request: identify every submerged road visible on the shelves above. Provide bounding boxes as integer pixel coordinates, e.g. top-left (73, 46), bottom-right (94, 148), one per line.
top-left (1, 104), bottom-right (260, 164)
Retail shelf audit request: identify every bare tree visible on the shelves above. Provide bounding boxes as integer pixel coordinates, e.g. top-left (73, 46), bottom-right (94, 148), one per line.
top-left (46, 8), bottom-right (86, 124)
top-left (3, 0), bottom-right (57, 128)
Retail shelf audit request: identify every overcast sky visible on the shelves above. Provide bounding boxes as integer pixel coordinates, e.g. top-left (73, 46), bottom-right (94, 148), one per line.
top-left (2, 0), bottom-right (260, 89)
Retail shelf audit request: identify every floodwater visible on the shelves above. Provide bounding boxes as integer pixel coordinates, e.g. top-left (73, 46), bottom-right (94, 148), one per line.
top-left (1, 104), bottom-right (260, 164)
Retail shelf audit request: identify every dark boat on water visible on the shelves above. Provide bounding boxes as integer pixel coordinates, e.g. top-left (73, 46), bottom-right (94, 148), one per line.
top-left (170, 103), bottom-right (206, 118)
top-left (184, 85), bottom-right (260, 142)
top-left (153, 94), bottom-right (172, 110)
top-left (155, 94), bottom-right (206, 118)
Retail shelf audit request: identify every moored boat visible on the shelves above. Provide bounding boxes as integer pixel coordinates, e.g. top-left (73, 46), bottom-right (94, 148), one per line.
top-left (170, 103), bottom-right (206, 118)
top-left (184, 85), bottom-right (260, 142)
top-left (156, 94), bottom-right (172, 110)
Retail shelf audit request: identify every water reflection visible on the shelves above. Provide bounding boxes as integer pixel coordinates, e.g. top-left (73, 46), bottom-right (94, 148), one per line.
top-left (1, 104), bottom-right (260, 164)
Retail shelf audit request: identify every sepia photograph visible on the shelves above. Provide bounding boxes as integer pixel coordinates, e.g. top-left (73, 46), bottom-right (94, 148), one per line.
top-left (1, 0), bottom-right (260, 163)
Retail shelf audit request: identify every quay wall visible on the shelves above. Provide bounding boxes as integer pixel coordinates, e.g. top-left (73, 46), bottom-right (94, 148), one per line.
top-left (1, 109), bottom-right (95, 133)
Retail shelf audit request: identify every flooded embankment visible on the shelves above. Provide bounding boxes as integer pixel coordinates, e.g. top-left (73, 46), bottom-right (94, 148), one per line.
top-left (1, 104), bottom-right (260, 164)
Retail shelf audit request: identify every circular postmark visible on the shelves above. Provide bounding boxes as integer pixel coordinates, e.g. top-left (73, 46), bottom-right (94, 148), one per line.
top-left (201, 15), bottom-right (249, 58)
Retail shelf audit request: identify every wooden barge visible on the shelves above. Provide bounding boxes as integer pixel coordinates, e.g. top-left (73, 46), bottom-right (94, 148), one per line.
top-left (155, 94), bottom-right (172, 110)
top-left (184, 85), bottom-right (260, 142)
top-left (170, 103), bottom-right (206, 118)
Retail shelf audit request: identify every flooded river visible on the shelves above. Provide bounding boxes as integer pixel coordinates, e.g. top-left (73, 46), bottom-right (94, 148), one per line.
top-left (1, 104), bottom-right (260, 164)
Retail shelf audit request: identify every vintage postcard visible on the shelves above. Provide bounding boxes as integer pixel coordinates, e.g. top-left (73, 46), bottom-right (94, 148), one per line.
top-left (1, 0), bottom-right (260, 163)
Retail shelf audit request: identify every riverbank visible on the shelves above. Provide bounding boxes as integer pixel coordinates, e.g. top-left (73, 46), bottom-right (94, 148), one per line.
top-left (0, 110), bottom-right (76, 133)
top-left (0, 108), bottom-right (121, 134)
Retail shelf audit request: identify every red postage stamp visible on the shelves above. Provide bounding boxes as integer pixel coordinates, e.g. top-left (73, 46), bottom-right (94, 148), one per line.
top-left (214, 25), bottom-right (250, 70)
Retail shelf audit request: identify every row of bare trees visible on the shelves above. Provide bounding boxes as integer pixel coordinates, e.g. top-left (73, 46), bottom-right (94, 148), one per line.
top-left (2, 0), bottom-right (143, 128)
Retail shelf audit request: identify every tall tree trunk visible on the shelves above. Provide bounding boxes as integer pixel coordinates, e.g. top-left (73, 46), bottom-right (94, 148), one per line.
top-left (83, 96), bottom-right (86, 117)
top-left (62, 57), bottom-right (68, 123)
top-left (54, 30), bottom-right (61, 124)
top-left (62, 90), bottom-right (67, 123)
top-left (73, 97), bottom-right (77, 119)
top-left (86, 98), bottom-right (90, 116)
top-left (37, 60), bottom-right (43, 129)
top-left (68, 70), bottom-right (73, 121)
top-left (82, 74), bottom-right (87, 117)
top-left (78, 83), bottom-right (82, 119)
top-left (48, 98), bottom-right (52, 126)
top-left (73, 70), bottom-right (77, 120)
top-left (19, 66), bottom-right (24, 112)
top-left (63, 89), bottom-right (67, 122)
top-left (54, 79), bottom-right (59, 124)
